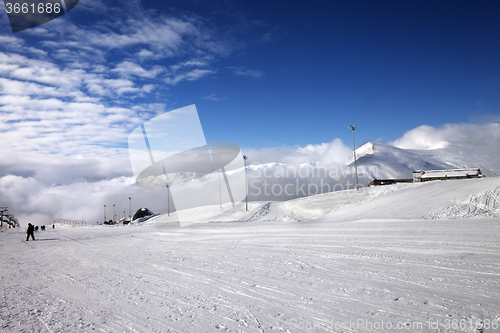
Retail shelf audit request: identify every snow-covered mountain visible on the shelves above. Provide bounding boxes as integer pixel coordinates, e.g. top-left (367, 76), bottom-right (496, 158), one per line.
top-left (349, 139), bottom-right (498, 180)
top-left (243, 132), bottom-right (499, 202)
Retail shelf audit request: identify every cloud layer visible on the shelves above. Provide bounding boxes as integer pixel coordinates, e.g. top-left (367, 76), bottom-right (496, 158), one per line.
top-left (0, 1), bottom-right (241, 225)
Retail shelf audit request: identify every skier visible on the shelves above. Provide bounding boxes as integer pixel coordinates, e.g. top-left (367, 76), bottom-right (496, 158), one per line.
top-left (26, 223), bottom-right (35, 241)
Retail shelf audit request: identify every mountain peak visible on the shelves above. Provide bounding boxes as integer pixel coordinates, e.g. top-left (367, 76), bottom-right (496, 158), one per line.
top-left (355, 142), bottom-right (375, 158)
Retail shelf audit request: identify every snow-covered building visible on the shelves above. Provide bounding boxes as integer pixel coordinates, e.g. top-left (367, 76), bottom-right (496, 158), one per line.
top-left (368, 178), bottom-right (413, 186)
top-left (413, 168), bottom-right (484, 182)
top-left (369, 169), bottom-right (485, 186)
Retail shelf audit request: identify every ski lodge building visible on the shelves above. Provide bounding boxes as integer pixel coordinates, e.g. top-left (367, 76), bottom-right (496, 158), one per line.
top-left (412, 168), bottom-right (484, 182)
top-left (369, 168), bottom-right (484, 187)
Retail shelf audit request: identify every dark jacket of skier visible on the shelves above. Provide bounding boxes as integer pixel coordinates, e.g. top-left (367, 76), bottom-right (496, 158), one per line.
top-left (26, 223), bottom-right (35, 241)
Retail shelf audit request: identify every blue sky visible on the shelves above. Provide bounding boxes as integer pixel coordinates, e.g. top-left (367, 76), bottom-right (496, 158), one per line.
top-left (143, 0), bottom-right (500, 147)
top-left (1, 0), bottom-right (498, 154)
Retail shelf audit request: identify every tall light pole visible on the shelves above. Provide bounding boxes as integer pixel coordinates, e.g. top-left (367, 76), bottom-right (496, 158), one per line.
top-left (243, 155), bottom-right (248, 211)
top-left (219, 169), bottom-right (222, 208)
top-left (104, 205), bottom-right (106, 222)
top-left (113, 204), bottom-right (115, 222)
top-left (166, 184), bottom-right (170, 216)
top-left (129, 197), bottom-right (131, 219)
top-left (348, 125), bottom-right (359, 190)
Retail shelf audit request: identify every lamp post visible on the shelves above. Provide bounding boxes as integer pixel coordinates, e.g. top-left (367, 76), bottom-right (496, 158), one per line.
top-left (129, 197), bottom-right (131, 219)
top-left (219, 169), bottom-right (222, 208)
top-left (243, 155), bottom-right (248, 211)
top-left (113, 204), bottom-right (115, 222)
top-left (166, 184), bottom-right (170, 216)
top-left (104, 205), bottom-right (106, 222)
top-left (348, 125), bottom-right (359, 190)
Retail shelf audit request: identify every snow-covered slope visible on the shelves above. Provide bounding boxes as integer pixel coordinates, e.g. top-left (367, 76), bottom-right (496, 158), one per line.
top-left (2, 179), bottom-right (499, 332)
top-left (144, 177), bottom-right (500, 225)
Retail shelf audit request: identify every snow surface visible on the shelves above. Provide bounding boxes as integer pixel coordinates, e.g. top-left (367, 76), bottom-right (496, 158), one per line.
top-left (1, 178), bottom-right (500, 332)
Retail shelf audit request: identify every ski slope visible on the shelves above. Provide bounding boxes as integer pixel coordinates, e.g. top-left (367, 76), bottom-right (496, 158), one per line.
top-left (149, 177), bottom-right (500, 224)
top-left (1, 178), bottom-right (500, 333)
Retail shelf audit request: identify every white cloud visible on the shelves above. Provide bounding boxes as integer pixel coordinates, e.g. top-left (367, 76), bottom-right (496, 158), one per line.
top-left (231, 67), bottom-right (264, 78)
top-left (0, 0), bottom-right (284, 225)
top-left (136, 49), bottom-right (156, 59)
top-left (0, 174), bottom-right (140, 227)
top-left (244, 138), bottom-right (352, 166)
top-left (183, 60), bottom-right (206, 67)
top-left (165, 69), bottom-right (215, 85)
top-left (0, 35), bottom-right (24, 48)
top-left (46, 15), bottom-right (229, 60)
top-left (111, 61), bottom-right (163, 78)
top-left (390, 123), bottom-right (500, 150)
top-left (203, 94), bottom-right (226, 101)
top-left (0, 52), bottom-right (85, 89)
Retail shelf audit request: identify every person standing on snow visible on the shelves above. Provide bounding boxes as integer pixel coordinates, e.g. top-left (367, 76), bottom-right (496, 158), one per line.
top-left (26, 223), bottom-right (35, 241)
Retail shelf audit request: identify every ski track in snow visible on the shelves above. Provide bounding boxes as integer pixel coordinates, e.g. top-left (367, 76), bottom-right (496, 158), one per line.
top-left (2, 220), bottom-right (499, 333)
top-left (1, 179), bottom-right (500, 332)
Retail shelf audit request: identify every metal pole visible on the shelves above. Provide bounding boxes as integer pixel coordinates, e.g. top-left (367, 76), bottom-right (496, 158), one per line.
top-left (104, 205), bottom-right (106, 222)
top-left (243, 155), bottom-right (248, 211)
top-left (129, 197), bottom-right (131, 219)
top-left (113, 204), bottom-right (115, 222)
top-left (166, 184), bottom-right (170, 216)
top-left (348, 125), bottom-right (359, 190)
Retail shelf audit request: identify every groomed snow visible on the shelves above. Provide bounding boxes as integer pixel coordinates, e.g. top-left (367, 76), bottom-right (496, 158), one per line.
top-left (1, 178), bottom-right (500, 332)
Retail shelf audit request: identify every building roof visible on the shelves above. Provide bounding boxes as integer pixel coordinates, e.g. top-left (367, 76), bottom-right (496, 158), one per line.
top-left (416, 168), bottom-right (482, 179)
top-left (132, 207), bottom-right (154, 221)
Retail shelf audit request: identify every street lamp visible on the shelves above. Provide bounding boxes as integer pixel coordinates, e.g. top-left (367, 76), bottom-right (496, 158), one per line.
top-left (113, 204), bottom-right (115, 222)
top-left (243, 155), bottom-right (248, 211)
top-left (129, 197), bottom-right (131, 219)
top-left (348, 125), bottom-right (359, 190)
top-left (104, 205), bottom-right (106, 222)
top-left (166, 184), bottom-right (170, 216)
top-left (219, 169), bottom-right (222, 208)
